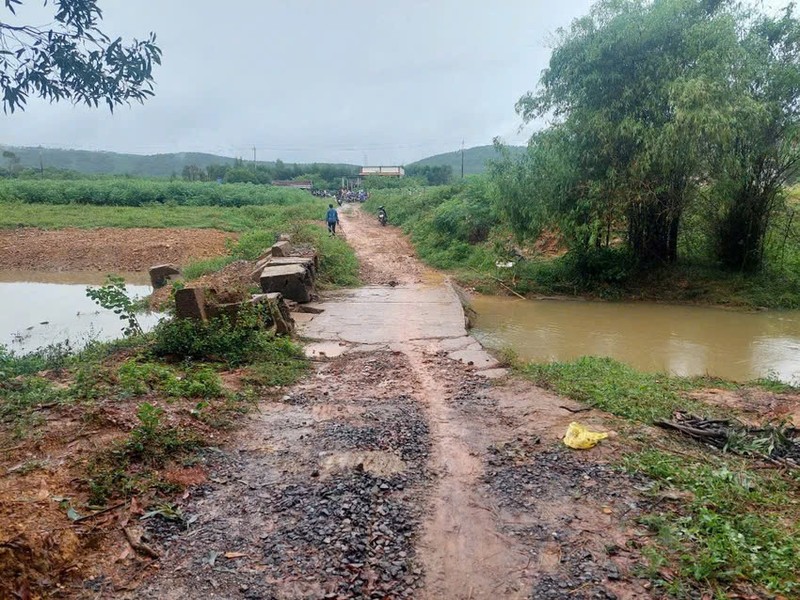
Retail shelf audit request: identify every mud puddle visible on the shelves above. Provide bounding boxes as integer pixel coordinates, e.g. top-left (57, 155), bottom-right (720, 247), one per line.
top-left (0, 276), bottom-right (161, 353)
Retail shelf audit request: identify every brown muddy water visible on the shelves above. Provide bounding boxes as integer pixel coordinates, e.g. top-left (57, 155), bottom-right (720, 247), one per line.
top-left (470, 296), bottom-right (800, 384)
top-left (1, 271), bottom-right (162, 355)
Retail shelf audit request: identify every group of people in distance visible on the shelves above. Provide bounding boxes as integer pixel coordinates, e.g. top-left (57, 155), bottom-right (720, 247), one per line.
top-left (336, 188), bottom-right (368, 204)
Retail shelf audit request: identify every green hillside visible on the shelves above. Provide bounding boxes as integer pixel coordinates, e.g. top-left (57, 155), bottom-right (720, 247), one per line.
top-left (408, 144), bottom-right (526, 175)
top-left (0, 146), bottom-right (238, 177)
top-left (0, 145), bottom-right (359, 178)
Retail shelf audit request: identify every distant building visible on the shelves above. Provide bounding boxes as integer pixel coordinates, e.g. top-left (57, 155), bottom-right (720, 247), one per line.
top-left (359, 166), bottom-right (405, 177)
top-left (272, 179), bottom-right (313, 190)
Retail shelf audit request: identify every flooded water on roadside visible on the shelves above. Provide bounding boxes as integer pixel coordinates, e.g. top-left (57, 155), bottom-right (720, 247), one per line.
top-left (470, 296), bottom-right (800, 384)
top-left (0, 271), bottom-right (162, 355)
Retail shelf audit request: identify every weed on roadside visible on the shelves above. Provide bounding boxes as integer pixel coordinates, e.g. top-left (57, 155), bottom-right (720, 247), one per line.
top-left (519, 356), bottom-right (710, 422)
top-left (625, 449), bottom-right (800, 596)
top-left (87, 402), bottom-right (201, 504)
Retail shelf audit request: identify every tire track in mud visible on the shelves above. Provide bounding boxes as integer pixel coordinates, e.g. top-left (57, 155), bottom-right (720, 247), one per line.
top-left (406, 347), bottom-right (533, 599)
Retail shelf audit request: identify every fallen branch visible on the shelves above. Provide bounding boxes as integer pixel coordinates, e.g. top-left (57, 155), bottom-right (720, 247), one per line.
top-left (74, 501), bottom-right (126, 523)
top-left (560, 405), bottom-right (591, 414)
top-left (123, 527), bottom-right (161, 559)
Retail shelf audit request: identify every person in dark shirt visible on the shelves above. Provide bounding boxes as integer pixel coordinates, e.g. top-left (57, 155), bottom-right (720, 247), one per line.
top-left (326, 204), bottom-right (339, 236)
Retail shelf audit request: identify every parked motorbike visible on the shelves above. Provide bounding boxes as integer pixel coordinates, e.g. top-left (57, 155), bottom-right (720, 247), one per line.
top-left (377, 207), bottom-right (388, 226)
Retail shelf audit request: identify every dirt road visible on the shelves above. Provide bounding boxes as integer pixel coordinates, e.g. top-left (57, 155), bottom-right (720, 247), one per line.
top-left (128, 206), bottom-right (653, 599)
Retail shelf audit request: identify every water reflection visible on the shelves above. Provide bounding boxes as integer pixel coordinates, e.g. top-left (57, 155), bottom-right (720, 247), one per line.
top-left (470, 296), bottom-right (800, 383)
top-left (1, 278), bottom-right (162, 354)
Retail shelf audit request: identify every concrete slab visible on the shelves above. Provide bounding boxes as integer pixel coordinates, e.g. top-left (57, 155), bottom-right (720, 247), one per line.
top-left (292, 313), bottom-right (316, 326)
top-left (448, 348), bottom-right (500, 369)
top-left (477, 368), bottom-right (510, 380)
top-left (149, 264), bottom-right (181, 288)
top-left (267, 256), bottom-right (316, 277)
top-left (260, 264), bottom-right (311, 303)
top-left (271, 240), bottom-right (291, 257)
top-left (299, 285), bottom-right (466, 344)
top-left (436, 336), bottom-right (476, 352)
top-left (305, 341), bottom-right (351, 359)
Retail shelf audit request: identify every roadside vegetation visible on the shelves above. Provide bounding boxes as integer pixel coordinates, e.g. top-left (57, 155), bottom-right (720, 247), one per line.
top-left (365, 181), bottom-right (800, 308)
top-left (363, 0), bottom-right (800, 309)
top-left (519, 356), bottom-right (800, 597)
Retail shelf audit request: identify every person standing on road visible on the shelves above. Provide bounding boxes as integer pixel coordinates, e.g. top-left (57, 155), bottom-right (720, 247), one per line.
top-left (326, 204), bottom-right (340, 236)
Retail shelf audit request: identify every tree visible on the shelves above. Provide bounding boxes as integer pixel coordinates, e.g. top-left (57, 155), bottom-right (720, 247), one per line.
top-left (515, 0), bottom-right (738, 265)
top-left (1, 0), bottom-right (161, 113)
top-left (182, 164), bottom-right (207, 182)
top-left (406, 164), bottom-right (453, 185)
top-left (708, 6), bottom-right (800, 271)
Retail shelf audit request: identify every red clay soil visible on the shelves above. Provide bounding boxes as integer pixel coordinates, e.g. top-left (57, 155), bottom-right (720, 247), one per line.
top-left (0, 228), bottom-right (237, 273)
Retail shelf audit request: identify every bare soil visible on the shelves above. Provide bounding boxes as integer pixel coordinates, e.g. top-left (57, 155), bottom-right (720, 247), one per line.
top-left (0, 227), bottom-right (236, 273)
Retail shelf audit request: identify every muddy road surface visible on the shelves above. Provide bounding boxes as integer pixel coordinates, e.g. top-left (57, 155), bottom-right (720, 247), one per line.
top-left (120, 206), bottom-right (654, 599)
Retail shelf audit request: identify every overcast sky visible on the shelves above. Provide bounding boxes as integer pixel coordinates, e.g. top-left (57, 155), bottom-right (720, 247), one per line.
top-left (0, 0), bottom-right (791, 164)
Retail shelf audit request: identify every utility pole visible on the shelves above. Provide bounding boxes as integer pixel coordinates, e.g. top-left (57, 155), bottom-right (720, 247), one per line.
top-left (461, 139), bottom-right (465, 179)
top-left (252, 146), bottom-right (257, 171)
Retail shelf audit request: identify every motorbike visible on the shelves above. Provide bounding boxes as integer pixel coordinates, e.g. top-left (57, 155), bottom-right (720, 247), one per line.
top-left (377, 209), bottom-right (388, 226)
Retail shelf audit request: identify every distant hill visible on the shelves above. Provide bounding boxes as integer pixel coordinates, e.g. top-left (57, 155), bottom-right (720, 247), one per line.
top-left (408, 144), bottom-right (526, 176)
top-left (0, 145), bottom-right (359, 178)
top-left (0, 146), bottom-right (238, 177)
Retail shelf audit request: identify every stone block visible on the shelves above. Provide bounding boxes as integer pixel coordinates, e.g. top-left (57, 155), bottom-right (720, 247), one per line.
top-left (203, 292), bottom-right (294, 335)
top-left (249, 255), bottom-right (275, 283)
top-left (175, 287), bottom-right (211, 320)
top-left (266, 256), bottom-right (317, 278)
top-left (254, 292), bottom-right (295, 335)
top-left (256, 248), bottom-right (273, 262)
top-left (271, 240), bottom-right (292, 257)
top-left (259, 264), bottom-right (311, 303)
top-left (149, 264), bottom-right (182, 288)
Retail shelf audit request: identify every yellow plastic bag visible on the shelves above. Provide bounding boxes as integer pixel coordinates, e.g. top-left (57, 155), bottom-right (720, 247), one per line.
top-left (563, 422), bottom-right (608, 450)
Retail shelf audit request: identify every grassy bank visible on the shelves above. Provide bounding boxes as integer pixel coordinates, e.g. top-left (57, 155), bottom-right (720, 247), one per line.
top-left (364, 183), bottom-right (800, 309)
top-left (520, 356), bottom-right (800, 597)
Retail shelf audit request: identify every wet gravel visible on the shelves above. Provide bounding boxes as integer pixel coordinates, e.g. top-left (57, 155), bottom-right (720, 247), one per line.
top-left (136, 355), bottom-right (431, 600)
top-left (255, 471), bottom-right (425, 598)
top-left (485, 446), bottom-right (644, 511)
top-left (319, 396), bottom-right (430, 465)
top-left (484, 445), bottom-right (652, 599)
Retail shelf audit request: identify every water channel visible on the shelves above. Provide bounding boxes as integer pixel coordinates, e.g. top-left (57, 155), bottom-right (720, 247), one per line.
top-left (470, 295), bottom-right (800, 384)
top-left (0, 271), bottom-right (162, 355)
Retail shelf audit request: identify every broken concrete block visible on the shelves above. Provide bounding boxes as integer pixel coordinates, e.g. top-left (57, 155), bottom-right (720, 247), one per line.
top-left (254, 292), bottom-right (295, 335)
top-left (149, 264), bottom-right (182, 288)
top-left (175, 287), bottom-right (211, 320)
top-left (266, 256), bottom-right (317, 278)
top-left (257, 248), bottom-right (273, 261)
top-left (259, 264), bottom-right (311, 303)
top-left (271, 240), bottom-right (292, 257)
top-left (249, 255), bottom-right (276, 283)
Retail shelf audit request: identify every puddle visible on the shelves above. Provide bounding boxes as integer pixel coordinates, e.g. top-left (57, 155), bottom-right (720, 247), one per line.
top-left (471, 296), bottom-right (800, 384)
top-left (1, 271), bottom-right (163, 354)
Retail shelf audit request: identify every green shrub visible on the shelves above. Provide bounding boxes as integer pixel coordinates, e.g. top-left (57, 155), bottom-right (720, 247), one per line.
top-left (0, 178), bottom-right (314, 208)
top-left (118, 360), bottom-right (175, 396)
